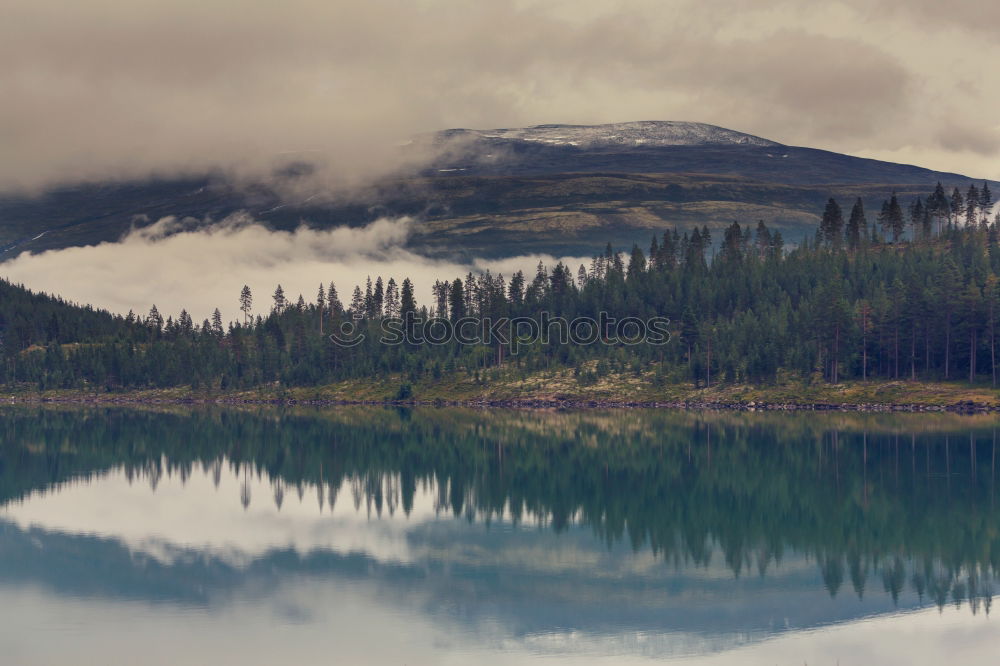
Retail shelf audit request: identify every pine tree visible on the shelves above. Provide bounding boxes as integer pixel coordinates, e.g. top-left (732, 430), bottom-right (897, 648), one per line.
top-left (626, 244), bottom-right (647, 278)
top-left (754, 221), bottom-right (771, 259)
top-left (400, 278), bottom-right (416, 317)
top-left (877, 199), bottom-right (890, 240)
top-left (887, 193), bottom-right (905, 242)
top-left (507, 272), bottom-right (525, 308)
top-left (432, 280), bottom-right (449, 318)
top-left (147, 305), bottom-right (163, 331)
top-left (929, 182), bottom-right (948, 233)
top-left (364, 277), bottom-right (374, 319)
top-left (939, 257), bottom-right (961, 379)
top-left (272, 285), bottom-right (287, 314)
top-left (981, 182), bottom-right (993, 225)
top-left (239, 285), bottom-right (253, 325)
top-left (212, 308), bottom-right (224, 336)
top-left (316, 283), bottom-right (326, 335)
top-left (463, 272), bottom-right (476, 316)
top-left (178, 309), bottom-right (193, 335)
top-left (350, 285), bottom-right (365, 317)
top-left (967, 184), bottom-right (980, 227)
top-left (820, 198), bottom-right (844, 248)
top-left (449, 278), bottom-right (466, 322)
top-left (686, 228), bottom-right (706, 270)
top-left (527, 262), bottom-right (548, 305)
top-left (846, 198), bottom-right (867, 250)
top-left (384, 278), bottom-right (399, 318)
top-left (327, 282), bottom-right (343, 318)
top-left (770, 230), bottom-right (784, 255)
top-left (909, 198), bottom-right (925, 240)
top-left (856, 300), bottom-right (873, 380)
top-left (680, 305), bottom-right (699, 376)
top-left (373, 277), bottom-right (385, 318)
top-left (951, 188), bottom-right (964, 227)
top-left (961, 282), bottom-right (982, 382)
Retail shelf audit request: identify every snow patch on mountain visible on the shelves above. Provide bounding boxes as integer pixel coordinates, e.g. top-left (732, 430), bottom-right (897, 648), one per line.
top-left (438, 121), bottom-right (781, 149)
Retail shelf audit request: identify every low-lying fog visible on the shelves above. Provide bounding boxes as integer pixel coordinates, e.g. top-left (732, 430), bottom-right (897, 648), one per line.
top-left (0, 215), bottom-right (589, 324)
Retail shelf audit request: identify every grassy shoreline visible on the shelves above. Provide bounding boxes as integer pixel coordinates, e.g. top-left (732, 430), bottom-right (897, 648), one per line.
top-left (4, 370), bottom-right (1000, 411)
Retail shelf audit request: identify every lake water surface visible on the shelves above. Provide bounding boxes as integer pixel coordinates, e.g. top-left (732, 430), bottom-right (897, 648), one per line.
top-left (1, 406), bottom-right (998, 664)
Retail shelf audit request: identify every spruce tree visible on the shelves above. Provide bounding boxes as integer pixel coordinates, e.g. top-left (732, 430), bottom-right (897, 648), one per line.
top-left (373, 277), bottom-right (385, 318)
top-left (147, 305), bottom-right (163, 331)
top-left (384, 278), bottom-right (399, 318)
top-left (449, 278), bottom-right (466, 322)
top-left (239, 285), bottom-right (253, 325)
top-left (364, 277), bottom-right (374, 318)
top-left (327, 282), bottom-right (343, 318)
top-left (981, 182), bottom-right (993, 225)
top-left (951, 188), bottom-right (964, 227)
top-left (967, 184), bottom-right (980, 227)
top-left (909, 198), bottom-right (925, 240)
top-left (626, 244), bottom-right (647, 279)
top-left (820, 198), bottom-right (844, 249)
top-left (846, 198), bottom-right (866, 250)
top-left (508, 272), bottom-right (525, 308)
top-left (272, 285), bottom-right (287, 314)
top-left (929, 182), bottom-right (948, 231)
top-left (350, 286), bottom-right (365, 317)
top-left (877, 199), bottom-right (891, 240)
top-left (316, 284), bottom-right (326, 334)
top-left (400, 278), bottom-right (416, 317)
top-left (754, 221), bottom-right (771, 259)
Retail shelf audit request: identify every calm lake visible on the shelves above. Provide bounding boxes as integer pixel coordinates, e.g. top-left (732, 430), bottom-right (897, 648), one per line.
top-left (1, 406), bottom-right (998, 664)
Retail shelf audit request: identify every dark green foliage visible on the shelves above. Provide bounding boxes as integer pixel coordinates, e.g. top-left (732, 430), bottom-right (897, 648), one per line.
top-left (3, 185), bottom-right (1000, 391)
top-left (820, 198), bottom-right (844, 248)
top-left (846, 197), bottom-right (867, 250)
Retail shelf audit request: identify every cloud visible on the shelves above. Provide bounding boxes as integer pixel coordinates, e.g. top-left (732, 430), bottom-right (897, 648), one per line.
top-left (934, 122), bottom-right (1000, 156)
top-left (648, 29), bottom-right (912, 144)
top-left (843, 0), bottom-right (1000, 38)
top-left (0, 215), bottom-right (589, 322)
top-left (5, 0), bottom-right (1000, 194)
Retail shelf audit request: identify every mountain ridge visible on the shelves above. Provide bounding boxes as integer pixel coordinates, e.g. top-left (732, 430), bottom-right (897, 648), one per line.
top-left (1, 120), bottom-right (996, 259)
top-left (433, 120), bottom-right (781, 149)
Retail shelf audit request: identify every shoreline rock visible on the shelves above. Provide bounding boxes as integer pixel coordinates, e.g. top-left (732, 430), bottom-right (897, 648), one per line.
top-left (3, 395), bottom-right (997, 413)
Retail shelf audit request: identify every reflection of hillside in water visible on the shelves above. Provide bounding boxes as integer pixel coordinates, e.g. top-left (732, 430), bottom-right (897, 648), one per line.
top-left (0, 405), bottom-right (998, 628)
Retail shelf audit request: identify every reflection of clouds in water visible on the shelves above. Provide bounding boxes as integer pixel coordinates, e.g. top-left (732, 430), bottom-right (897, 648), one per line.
top-left (0, 215), bottom-right (590, 321)
top-left (2, 463), bottom-right (442, 566)
top-left (0, 458), bottom-right (995, 664)
top-left (0, 560), bottom-right (995, 666)
top-left (3, 462), bottom-right (606, 570)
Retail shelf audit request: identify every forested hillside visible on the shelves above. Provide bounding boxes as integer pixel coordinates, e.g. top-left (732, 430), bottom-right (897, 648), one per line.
top-left (0, 279), bottom-right (139, 356)
top-left (4, 182), bottom-right (1000, 394)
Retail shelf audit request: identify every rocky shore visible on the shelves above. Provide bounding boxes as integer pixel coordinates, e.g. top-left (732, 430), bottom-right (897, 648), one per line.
top-left (5, 394), bottom-right (1000, 413)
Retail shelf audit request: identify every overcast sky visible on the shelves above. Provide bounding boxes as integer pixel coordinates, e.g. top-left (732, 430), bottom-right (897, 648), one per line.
top-left (4, 0), bottom-right (1000, 193)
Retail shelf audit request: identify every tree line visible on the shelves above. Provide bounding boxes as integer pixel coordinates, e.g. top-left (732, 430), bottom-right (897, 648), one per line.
top-left (3, 180), bottom-right (1000, 391)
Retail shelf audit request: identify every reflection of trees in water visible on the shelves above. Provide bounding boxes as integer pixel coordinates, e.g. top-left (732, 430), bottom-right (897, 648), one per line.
top-left (3, 405), bottom-right (1000, 611)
